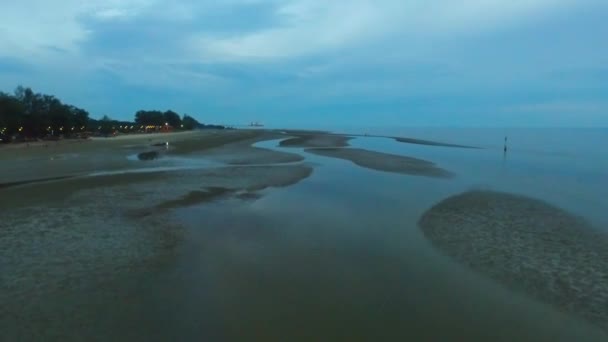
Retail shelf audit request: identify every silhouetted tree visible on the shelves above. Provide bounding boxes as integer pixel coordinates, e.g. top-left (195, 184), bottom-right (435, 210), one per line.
top-left (135, 110), bottom-right (165, 126)
top-left (1, 85), bottom-right (220, 141)
top-left (0, 92), bottom-right (24, 135)
top-left (0, 86), bottom-right (89, 138)
top-left (163, 110), bottom-right (181, 128)
top-left (182, 114), bottom-right (200, 130)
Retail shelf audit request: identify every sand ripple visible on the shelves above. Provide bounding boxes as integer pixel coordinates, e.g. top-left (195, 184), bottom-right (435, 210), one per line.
top-left (419, 191), bottom-right (608, 330)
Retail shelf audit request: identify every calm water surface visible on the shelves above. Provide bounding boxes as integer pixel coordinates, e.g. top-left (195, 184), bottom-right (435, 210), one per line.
top-left (128, 129), bottom-right (607, 340)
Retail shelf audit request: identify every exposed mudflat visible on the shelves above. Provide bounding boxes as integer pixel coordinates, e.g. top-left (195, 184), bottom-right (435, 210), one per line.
top-left (279, 133), bottom-right (352, 148)
top-left (394, 137), bottom-right (478, 149)
top-left (0, 129), bottom-right (315, 341)
top-left (420, 191), bottom-right (608, 331)
top-left (200, 135), bottom-right (304, 165)
top-left (306, 147), bottom-right (453, 178)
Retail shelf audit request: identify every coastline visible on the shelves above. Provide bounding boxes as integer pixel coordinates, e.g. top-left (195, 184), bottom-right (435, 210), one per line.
top-left (1, 127), bottom-right (607, 340)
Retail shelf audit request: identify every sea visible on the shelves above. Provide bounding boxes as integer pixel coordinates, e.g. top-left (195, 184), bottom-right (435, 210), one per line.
top-left (144, 127), bottom-right (608, 340)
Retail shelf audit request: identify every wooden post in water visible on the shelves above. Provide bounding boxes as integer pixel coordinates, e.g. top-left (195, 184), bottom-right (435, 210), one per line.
top-left (504, 136), bottom-right (508, 153)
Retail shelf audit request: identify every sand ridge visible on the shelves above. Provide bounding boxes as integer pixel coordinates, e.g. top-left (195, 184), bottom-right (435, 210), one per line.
top-left (420, 191), bottom-right (608, 331)
top-left (306, 147), bottom-right (454, 178)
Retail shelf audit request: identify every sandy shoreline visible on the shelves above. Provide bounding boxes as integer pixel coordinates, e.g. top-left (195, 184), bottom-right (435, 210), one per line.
top-left (306, 147), bottom-right (453, 178)
top-left (0, 130), bottom-right (199, 150)
top-left (0, 129), bottom-right (286, 185)
top-left (90, 131), bottom-right (199, 141)
top-left (420, 191), bottom-right (608, 331)
top-left (0, 127), bottom-right (315, 340)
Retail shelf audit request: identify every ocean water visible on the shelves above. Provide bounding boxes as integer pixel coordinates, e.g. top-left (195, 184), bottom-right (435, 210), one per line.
top-left (128, 128), bottom-right (607, 340)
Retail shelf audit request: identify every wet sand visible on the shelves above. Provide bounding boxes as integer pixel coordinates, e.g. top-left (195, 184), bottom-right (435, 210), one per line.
top-left (285, 132), bottom-right (478, 148)
top-left (0, 137), bottom-right (313, 341)
top-left (394, 137), bottom-right (478, 149)
top-left (306, 147), bottom-right (453, 178)
top-left (127, 165), bottom-right (314, 218)
top-left (420, 191), bottom-right (608, 331)
top-left (199, 133), bottom-right (304, 165)
top-left (0, 128), bottom-right (310, 341)
top-left (0, 131), bottom-right (199, 156)
top-left (277, 130), bottom-right (477, 150)
top-left (279, 132), bottom-right (352, 148)
top-left (0, 129), bottom-right (295, 185)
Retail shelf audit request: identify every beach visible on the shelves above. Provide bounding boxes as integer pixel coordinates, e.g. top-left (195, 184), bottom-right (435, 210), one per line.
top-left (1, 128), bottom-right (607, 341)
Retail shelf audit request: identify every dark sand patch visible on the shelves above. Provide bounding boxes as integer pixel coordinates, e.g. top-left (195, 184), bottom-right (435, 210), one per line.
top-left (235, 191), bottom-right (263, 201)
top-left (0, 163), bottom-right (313, 211)
top-left (277, 131), bottom-right (477, 149)
top-left (306, 148), bottom-right (453, 178)
top-left (394, 137), bottom-right (479, 149)
top-left (0, 171), bottom-right (169, 209)
top-left (201, 133), bottom-right (304, 165)
top-left (171, 164), bottom-right (314, 193)
top-left (280, 129), bottom-right (329, 135)
top-left (169, 130), bottom-right (265, 155)
top-left (280, 133), bottom-right (352, 148)
top-left (137, 150), bottom-right (160, 161)
top-left (130, 187), bottom-right (234, 218)
top-left (156, 187), bottom-right (233, 210)
top-left (217, 147), bottom-right (303, 165)
top-left (0, 175), bottom-right (76, 189)
top-left (419, 191), bottom-right (608, 330)
top-left (126, 165), bottom-right (313, 218)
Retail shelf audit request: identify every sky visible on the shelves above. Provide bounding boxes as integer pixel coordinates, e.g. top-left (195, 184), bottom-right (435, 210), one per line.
top-left (0, 0), bottom-right (606, 127)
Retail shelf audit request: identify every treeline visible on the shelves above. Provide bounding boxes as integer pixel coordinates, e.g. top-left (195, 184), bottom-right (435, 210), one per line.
top-left (0, 86), bottom-right (89, 138)
top-left (134, 110), bottom-right (206, 130)
top-left (0, 86), bottom-right (223, 140)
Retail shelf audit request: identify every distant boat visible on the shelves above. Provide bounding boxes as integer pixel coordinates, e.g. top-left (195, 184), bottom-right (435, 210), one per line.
top-left (249, 122), bottom-right (264, 127)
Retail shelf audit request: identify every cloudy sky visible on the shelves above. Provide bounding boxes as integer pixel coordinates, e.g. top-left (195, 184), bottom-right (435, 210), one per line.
top-left (0, 0), bottom-right (606, 127)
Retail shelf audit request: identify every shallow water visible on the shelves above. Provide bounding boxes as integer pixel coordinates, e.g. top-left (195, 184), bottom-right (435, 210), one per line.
top-left (118, 132), bottom-right (607, 340)
top-left (2, 129), bottom-right (607, 341)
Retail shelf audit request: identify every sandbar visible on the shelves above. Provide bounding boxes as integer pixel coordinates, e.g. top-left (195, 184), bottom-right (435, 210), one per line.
top-left (419, 191), bottom-right (608, 330)
top-left (279, 133), bottom-right (352, 148)
top-left (305, 147), bottom-right (453, 178)
top-left (394, 137), bottom-right (478, 149)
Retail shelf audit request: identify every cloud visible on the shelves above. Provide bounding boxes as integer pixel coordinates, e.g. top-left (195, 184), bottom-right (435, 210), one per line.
top-left (0, 0), bottom-right (157, 60)
top-left (1, 0), bottom-right (584, 61)
top-left (0, 0), bottom-right (606, 126)
top-left (503, 101), bottom-right (608, 114)
top-left (188, 0), bottom-right (585, 61)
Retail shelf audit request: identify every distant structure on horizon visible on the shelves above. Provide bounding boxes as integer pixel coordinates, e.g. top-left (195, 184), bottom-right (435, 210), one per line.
top-left (249, 122), bottom-right (264, 127)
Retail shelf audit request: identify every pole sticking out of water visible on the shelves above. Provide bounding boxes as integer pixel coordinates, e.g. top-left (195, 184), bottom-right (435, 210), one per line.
top-left (504, 136), bottom-right (508, 153)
